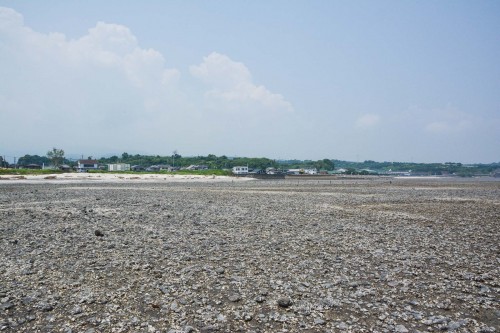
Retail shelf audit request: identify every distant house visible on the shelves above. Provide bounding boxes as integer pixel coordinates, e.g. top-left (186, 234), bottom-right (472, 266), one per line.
top-left (59, 164), bottom-right (71, 171)
top-left (24, 164), bottom-right (42, 170)
top-left (287, 168), bottom-right (317, 175)
top-left (184, 165), bottom-right (209, 171)
top-left (146, 164), bottom-right (171, 172)
top-left (249, 169), bottom-right (266, 175)
top-left (232, 166), bottom-right (248, 175)
top-left (131, 165), bottom-right (145, 171)
top-left (266, 167), bottom-right (277, 174)
top-left (77, 159), bottom-right (99, 172)
top-left (108, 163), bottom-right (131, 171)
top-left (304, 168), bottom-right (317, 175)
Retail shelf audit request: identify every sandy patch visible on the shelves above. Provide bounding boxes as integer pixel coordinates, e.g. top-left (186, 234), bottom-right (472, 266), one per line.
top-left (0, 172), bottom-right (251, 184)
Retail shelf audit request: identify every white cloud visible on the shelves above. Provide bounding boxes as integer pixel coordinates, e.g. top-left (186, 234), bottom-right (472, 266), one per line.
top-left (0, 7), bottom-right (297, 157)
top-left (422, 105), bottom-right (475, 134)
top-left (0, 7), bottom-right (182, 143)
top-left (190, 52), bottom-right (293, 113)
top-left (356, 113), bottom-right (380, 129)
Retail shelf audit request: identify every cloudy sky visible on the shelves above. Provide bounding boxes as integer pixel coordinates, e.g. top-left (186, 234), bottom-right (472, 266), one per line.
top-left (1, 1), bottom-right (499, 163)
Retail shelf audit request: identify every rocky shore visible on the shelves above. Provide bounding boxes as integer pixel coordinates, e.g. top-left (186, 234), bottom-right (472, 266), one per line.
top-left (1, 178), bottom-right (499, 332)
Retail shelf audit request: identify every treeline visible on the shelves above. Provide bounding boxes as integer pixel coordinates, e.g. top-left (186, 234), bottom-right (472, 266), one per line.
top-left (7, 152), bottom-right (499, 176)
top-left (99, 153), bottom-right (336, 171)
top-left (16, 154), bottom-right (71, 166)
top-left (99, 153), bottom-right (281, 170)
top-left (333, 160), bottom-right (499, 176)
top-left (10, 152), bottom-right (334, 171)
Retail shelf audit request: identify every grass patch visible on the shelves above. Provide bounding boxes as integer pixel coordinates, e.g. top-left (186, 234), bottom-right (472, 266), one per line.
top-left (0, 168), bottom-right (67, 175)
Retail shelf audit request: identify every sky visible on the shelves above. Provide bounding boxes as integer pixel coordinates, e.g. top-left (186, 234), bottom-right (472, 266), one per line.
top-left (1, 1), bottom-right (499, 164)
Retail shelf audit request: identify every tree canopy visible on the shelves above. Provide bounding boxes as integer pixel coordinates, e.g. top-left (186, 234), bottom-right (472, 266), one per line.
top-left (47, 148), bottom-right (65, 167)
top-left (17, 154), bottom-right (51, 166)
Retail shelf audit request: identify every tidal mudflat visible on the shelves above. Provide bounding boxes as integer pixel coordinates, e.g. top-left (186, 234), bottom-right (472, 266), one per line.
top-left (1, 178), bottom-right (499, 332)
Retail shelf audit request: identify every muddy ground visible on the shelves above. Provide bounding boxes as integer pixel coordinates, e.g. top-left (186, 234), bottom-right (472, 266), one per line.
top-left (0, 178), bottom-right (499, 332)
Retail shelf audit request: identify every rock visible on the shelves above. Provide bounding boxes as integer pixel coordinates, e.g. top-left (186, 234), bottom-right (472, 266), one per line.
top-left (321, 297), bottom-right (340, 307)
top-left (70, 305), bottom-right (83, 315)
top-left (394, 324), bottom-right (409, 333)
top-left (314, 317), bottom-right (326, 325)
top-left (446, 320), bottom-right (466, 331)
top-left (277, 297), bottom-right (292, 308)
top-left (255, 296), bottom-right (266, 303)
top-left (94, 230), bottom-right (104, 237)
top-left (228, 294), bottom-right (241, 302)
top-left (200, 325), bottom-right (218, 333)
top-left (338, 322), bottom-right (349, 330)
top-left (39, 302), bottom-right (54, 312)
top-left (170, 300), bottom-right (179, 311)
top-left (184, 326), bottom-right (195, 333)
top-left (0, 302), bottom-right (14, 311)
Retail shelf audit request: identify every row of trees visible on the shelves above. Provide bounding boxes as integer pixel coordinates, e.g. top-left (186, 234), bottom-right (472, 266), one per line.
top-left (333, 159), bottom-right (498, 176)
top-left (279, 158), bottom-right (335, 171)
top-left (7, 149), bottom-right (498, 176)
top-left (98, 153), bottom-right (338, 171)
top-left (99, 153), bottom-right (289, 170)
top-left (15, 148), bottom-right (67, 168)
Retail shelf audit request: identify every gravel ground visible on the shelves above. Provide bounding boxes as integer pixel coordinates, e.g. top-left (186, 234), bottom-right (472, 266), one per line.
top-left (0, 177), bottom-right (499, 332)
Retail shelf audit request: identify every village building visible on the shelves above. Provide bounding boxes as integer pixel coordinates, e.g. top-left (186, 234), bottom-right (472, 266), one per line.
top-left (108, 163), bottom-right (131, 171)
top-left (287, 168), bottom-right (318, 175)
top-left (77, 159), bottom-right (99, 172)
top-left (232, 166), bottom-right (248, 175)
top-left (184, 165), bottom-right (209, 170)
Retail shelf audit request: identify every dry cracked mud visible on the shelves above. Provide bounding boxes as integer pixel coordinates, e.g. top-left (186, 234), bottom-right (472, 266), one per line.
top-left (1, 177), bottom-right (499, 332)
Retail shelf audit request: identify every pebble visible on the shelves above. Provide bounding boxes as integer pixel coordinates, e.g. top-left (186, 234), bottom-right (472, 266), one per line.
top-left (39, 302), bottom-right (53, 312)
top-left (0, 302), bottom-right (14, 310)
top-left (314, 317), bottom-right (326, 325)
top-left (277, 297), bottom-right (292, 308)
top-left (394, 324), bottom-right (408, 333)
top-left (200, 325), bottom-right (218, 333)
top-left (70, 305), bottom-right (83, 315)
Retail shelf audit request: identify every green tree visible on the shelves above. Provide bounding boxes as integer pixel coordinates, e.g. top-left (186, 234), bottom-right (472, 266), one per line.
top-left (0, 156), bottom-right (8, 167)
top-left (323, 159), bottom-right (335, 170)
top-left (47, 148), bottom-right (65, 167)
top-left (17, 154), bottom-right (50, 166)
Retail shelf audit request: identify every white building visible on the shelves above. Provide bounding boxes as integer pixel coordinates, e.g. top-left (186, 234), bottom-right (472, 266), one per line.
top-left (287, 168), bottom-right (318, 175)
top-left (77, 159), bottom-right (99, 172)
top-left (232, 166), bottom-right (249, 175)
top-left (108, 163), bottom-right (131, 171)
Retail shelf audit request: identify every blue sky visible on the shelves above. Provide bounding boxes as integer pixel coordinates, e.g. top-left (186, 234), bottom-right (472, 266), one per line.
top-left (1, 1), bottom-right (499, 163)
